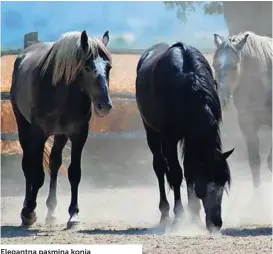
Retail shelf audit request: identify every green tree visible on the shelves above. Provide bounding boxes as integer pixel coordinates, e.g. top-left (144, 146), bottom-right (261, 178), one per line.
top-left (164, 1), bottom-right (222, 22)
top-left (164, 1), bottom-right (272, 37)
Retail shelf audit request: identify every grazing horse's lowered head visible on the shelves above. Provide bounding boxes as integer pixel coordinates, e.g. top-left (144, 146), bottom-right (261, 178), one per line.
top-left (191, 146), bottom-right (234, 231)
top-left (38, 30), bottom-right (113, 117)
top-left (212, 31), bottom-right (272, 109)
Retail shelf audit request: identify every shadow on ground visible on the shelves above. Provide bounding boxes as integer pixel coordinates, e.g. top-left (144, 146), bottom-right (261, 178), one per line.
top-left (222, 226), bottom-right (272, 237)
top-left (1, 226), bottom-right (41, 238)
top-left (78, 226), bottom-right (273, 237)
top-left (78, 226), bottom-right (166, 236)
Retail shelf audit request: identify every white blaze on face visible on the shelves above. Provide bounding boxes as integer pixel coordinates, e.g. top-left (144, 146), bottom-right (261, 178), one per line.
top-left (218, 51), bottom-right (227, 70)
top-left (216, 51), bottom-right (231, 107)
top-left (217, 51), bottom-right (229, 91)
top-left (94, 56), bottom-right (107, 77)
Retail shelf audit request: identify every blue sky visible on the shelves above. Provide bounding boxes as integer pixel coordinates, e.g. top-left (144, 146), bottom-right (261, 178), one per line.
top-left (1, 1), bottom-right (228, 50)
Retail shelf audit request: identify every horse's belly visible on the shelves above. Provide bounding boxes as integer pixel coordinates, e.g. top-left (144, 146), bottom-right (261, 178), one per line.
top-left (137, 96), bottom-right (174, 133)
top-left (37, 118), bottom-right (83, 136)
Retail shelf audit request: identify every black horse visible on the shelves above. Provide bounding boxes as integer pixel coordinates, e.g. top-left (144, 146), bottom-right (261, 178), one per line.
top-left (10, 30), bottom-right (113, 228)
top-left (135, 42), bottom-right (234, 232)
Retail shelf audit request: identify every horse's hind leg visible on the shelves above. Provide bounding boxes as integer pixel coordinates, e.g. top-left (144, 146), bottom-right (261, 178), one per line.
top-left (144, 123), bottom-right (170, 227)
top-left (45, 135), bottom-right (68, 225)
top-left (161, 138), bottom-right (184, 225)
top-left (66, 123), bottom-right (89, 229)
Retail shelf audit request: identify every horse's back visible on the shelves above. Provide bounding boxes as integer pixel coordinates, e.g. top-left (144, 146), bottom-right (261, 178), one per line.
top-left (137, 43), bottom-right (169, 73)
top-left (136, 42), bottom-right (189, 133)
top-left (136, 41), bottom-right (219, 134)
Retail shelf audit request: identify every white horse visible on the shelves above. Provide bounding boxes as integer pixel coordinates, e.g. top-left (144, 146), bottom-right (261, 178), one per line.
top-left (212, 31), bottom-right (272, 188)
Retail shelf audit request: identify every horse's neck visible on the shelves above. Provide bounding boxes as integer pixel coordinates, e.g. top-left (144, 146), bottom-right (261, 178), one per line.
top-left (233, 66), bottom-right (269, 113)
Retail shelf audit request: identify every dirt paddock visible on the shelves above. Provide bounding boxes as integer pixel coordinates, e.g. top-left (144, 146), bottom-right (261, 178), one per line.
top-left (1, 181), bottom-right (272, 253)
top-left (1, 53), bottom-right (272, 253)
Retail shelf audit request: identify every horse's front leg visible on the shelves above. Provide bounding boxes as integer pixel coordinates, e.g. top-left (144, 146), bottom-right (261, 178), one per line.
top-left (67, 124), bottom-right (89, 229)
top-left (45, 135), bottom-right (68, 225)
top-left (21, 128), bottom-right (47, 226)
top-left (238, 117), bottom-right (261, 188)
top-left (267, 146), bottom-right (272, 171)
top-left (144, 123), bottom-right (170, 229)
top-left (161, 138), bottom-right (184, 226)
top-left (185, 177), bottom-right (201, 226)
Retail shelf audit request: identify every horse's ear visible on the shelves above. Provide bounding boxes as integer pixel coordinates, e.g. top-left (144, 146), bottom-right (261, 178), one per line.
top-left (102, 31), bottom-right (109, 47)
top-left (222, 148), bottom-right (235, 160)
top-left (235, 33), bottom-right (249, 52)
top-left (214, 34), bottom-right (224, 48)
top-left (81, 30), bottom-right (88, 51)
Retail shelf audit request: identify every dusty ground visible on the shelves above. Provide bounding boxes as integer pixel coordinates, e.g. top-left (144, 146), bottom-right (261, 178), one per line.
top-left (1, 126), bottom-right (272, 252)
top-left (1, 53), bottom-right (272, 252)
top-left (1, 177), bottom-right (272, 253)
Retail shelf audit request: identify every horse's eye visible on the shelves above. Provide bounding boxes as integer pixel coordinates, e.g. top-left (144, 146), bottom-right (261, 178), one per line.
top-left (85, 66), bottom-right (92, 72)
top-left (107, 64), bottom-right (112, 71)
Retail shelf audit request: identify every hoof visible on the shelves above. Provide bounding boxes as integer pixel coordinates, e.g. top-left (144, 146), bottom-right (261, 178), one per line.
top-left (66, 214), bottom-right (80, 230)
top-left (156, 215), bottom-right (171, 233)
top-left (173, 216), bottom-right (182, 228)
top-left (45, 215), bottom-right (57, 225)
top-left (253, 181), bottom-right (261, 189)
top-left (207, 225), bottom-right (221, 235)
top-left (21, 210), bottom-right (37, 227)
top-left (190, 215), bottom-right (203, 228)
top-left (206, 223), bottom-right (221, 234)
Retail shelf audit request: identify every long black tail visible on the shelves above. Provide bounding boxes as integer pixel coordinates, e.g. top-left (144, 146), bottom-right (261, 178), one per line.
top-left (177, 70), bottom-right (222, 162)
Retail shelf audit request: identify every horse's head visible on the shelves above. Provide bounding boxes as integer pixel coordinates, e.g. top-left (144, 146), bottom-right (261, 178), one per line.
top-left (194, 148), bottom-right (234, 232)
top-left (79, 30), bottom-right (112, 117)
top-left (212, 33), bottom-right (249, 109)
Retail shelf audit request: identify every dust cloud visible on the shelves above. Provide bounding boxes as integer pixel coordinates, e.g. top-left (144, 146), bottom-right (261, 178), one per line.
top-left (1, 103), bottom-right (272, 237)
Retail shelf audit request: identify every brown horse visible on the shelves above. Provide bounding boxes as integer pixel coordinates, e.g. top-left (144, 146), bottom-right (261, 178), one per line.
top-left (10, 30), bottom-right (113, 228)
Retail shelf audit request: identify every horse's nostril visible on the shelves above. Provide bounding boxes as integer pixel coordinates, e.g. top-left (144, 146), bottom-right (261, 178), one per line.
top-left (106, 103), bottom-right (112, 110)
top-left (97, 104), bottom-right (102, 110)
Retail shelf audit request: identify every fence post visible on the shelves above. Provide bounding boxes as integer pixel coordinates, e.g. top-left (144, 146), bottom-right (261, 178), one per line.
top-left (24, 32), bottom-right (39, 49)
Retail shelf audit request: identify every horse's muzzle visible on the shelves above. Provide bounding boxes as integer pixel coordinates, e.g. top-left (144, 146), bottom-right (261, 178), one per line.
top-left (94, 102), bottom-right (112, 117)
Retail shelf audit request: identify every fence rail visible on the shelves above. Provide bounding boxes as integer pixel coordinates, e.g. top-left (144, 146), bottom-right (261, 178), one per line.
top-left (1, 48), bottom-right (146, 56)
top-left (1, 91), bottom-right (141, 142)
top-left (1, 91), bottom-right (136, 101)
top-left (1, 131), bottom-right (146, 141)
